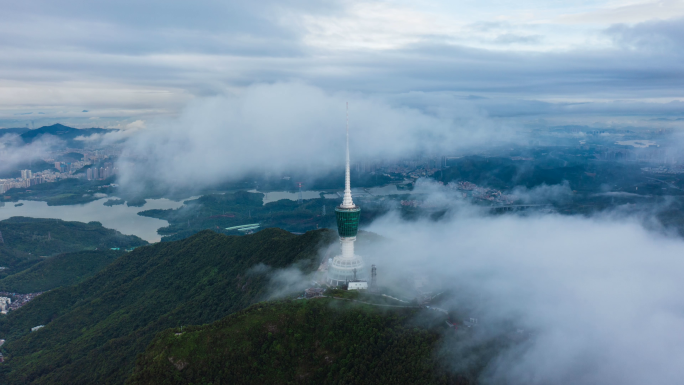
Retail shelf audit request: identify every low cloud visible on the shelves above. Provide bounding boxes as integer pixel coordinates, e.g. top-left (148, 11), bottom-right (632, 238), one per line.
top-left (606, 16), bottom-right (684, 51)
top-left (492, 33), bottom-right (542, 45)
top-left (361, 203), bottom-right (684, 385)
top-left (0, 133), bottom-right (63, 174)
top-left (511, 181), bottom-right (573, 204)
top-left (115, 82), bottom-right (522, 195)
top-left (248, 260), bottom-right (324, 301)
top-left (75, 120), bottom-right (144, 146)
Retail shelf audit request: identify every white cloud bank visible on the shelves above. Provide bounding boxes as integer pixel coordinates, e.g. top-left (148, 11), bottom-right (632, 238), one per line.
top-left (0, 134), bottom-right (62, 174)
top-left (364, 202), bottom-right (684, 385)
top-left (115, 82), bottom-right (519, 194)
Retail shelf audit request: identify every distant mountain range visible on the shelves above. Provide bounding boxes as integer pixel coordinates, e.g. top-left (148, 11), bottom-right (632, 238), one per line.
top-left (0, 127), bottom-right (31, 135)
top-left (0, 124), bottom-right (117, 147)
top-left (20, 124), bottom-right (113, 142)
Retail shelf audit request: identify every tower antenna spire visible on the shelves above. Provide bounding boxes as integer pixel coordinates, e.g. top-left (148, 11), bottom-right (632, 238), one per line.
top-left (342, 102), bottom-right (354, 208)
top-left (328, 102), bottom-right (363, 286)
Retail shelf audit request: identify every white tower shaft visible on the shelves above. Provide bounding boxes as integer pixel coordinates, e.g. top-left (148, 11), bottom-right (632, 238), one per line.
top-left (341, 102), bottom-right (355, 209)
top-left (340, 237), bottom-right (355, 259)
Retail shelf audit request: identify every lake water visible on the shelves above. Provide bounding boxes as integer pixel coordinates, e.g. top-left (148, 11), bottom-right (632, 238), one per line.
top-left (256, 190), bottom-right (330, 204)
top-left (615, 140), bottom-right (657, 148)
top-left (0, 197), bottom-right (185, 243)
top-left (0, 186), bottom-right (413, 242)
top-left (254, 184), bottom-right (414, 205)
top-left (364, 185), bottom-right (413, 196)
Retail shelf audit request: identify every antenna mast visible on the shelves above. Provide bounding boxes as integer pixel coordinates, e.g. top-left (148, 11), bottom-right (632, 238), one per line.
top-left (341, 102), bottom-right (354, 208)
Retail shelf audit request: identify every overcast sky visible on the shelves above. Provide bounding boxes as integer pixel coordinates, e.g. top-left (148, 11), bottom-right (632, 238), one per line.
top-left (1, 0), bottom-right (683, 127)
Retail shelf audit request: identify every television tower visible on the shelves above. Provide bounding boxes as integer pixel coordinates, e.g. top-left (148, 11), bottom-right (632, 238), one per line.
top-left (327, 103), bottom-right (365, 286)
top-left (297, 182), bottom-right (303, 204)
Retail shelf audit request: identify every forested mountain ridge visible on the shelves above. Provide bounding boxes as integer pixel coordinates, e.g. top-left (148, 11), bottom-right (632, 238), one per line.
top-left (0, 228), bottom-right (335, 385)
top-left (0, 216), bottom-right (147, 256)
top-left (128, 299), bottom-right (471, 385)
top-left (0, 217), bottom-right (146, 278)
top-left (19, 124), bottom-right (113, 145)
top-left (0, 250), bottom-right (124, 293)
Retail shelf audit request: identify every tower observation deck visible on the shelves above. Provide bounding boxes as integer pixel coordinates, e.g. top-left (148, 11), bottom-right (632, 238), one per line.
top-left (327, 103), bottom-right (365, 286)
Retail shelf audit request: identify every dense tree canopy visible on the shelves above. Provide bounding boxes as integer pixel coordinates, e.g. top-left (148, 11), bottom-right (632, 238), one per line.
top-left (0, 250), bottom-right (123, 293)
top-left (0, 228), bottom-right (333, 384)
top-left (128, 299), bottom-right (471, 385)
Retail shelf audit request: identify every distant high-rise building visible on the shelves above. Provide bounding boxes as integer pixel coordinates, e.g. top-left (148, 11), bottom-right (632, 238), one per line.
top-left (29, 177), bottom-right (45, 186)
top-left (86, 168), bottom-right (93, 180)
top-left (54, 162), bottom-right (61, 170)
top-left (0, 297), bottom-right (10, 313)
top-left (90, 167), bottom-right (98, 180)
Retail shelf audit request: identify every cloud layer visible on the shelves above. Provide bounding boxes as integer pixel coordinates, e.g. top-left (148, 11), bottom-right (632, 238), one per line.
top-left (115, 83), bottom-right (520, 194)
top-left (364, 195), bottom-right (684, 385)
top-left (1, 0), bottom-right (683, 126)
top-left (0, 134), bottom-right (62, 174)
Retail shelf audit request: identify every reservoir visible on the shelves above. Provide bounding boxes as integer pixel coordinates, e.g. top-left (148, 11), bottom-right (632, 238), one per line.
top-left (0, 197), bottom-right (185, 243)
top-left (254, 184), bottom-right (414, 205)
top-left (0, 185), bottom-right (413, 242)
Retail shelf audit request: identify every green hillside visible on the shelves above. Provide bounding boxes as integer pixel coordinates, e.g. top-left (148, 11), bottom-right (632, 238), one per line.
top-left (0, 217), bottom-right (146, 278)
top-left (0, 250), bottom-right (123, 293)
top-left (3, 177), bottom-right (118, 205)
top-left (19, 124), bottom-right (113, 147)
top-left (0, 217), bottom-right (147, 256)
top-left (128, 299), bottom-right (470, 385)
top-left (0, 248), bottom-right (40, 279)
top-left (0, 228), bottom-right (334, 385)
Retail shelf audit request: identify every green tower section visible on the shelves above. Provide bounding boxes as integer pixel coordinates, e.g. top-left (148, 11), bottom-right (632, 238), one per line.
top-left (335, 206), bottom-right (361, 238)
